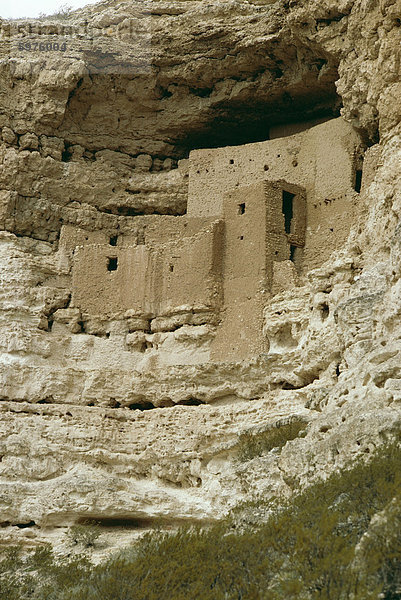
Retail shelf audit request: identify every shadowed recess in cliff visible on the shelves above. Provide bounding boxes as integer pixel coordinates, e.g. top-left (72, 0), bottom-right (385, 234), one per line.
top-left (76, 516), bottom-right (211, 529)
top-left (177, 93), bottom-right (340, 152)
top-left (56, 53), bottom-right (341, 159)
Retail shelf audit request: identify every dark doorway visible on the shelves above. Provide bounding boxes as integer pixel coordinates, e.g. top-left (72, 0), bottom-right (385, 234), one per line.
top-left (282, 191), bottom-right (295, 234)
top-left (354, 169), bottom-right (363, 193)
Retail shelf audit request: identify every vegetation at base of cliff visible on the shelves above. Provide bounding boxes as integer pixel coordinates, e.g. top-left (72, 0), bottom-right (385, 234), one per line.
top-left (236, 418), bottom-right (308, 461)
top-left (65, 521), bottom-right (102, 549)
top-left (2, 442), bottom-right (401, 600)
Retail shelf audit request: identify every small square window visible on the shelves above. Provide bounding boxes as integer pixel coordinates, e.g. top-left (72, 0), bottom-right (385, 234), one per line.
top-left (238, 203), bottom-right (246, 215)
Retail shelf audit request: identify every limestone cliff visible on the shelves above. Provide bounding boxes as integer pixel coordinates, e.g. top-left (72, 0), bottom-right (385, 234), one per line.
top-left (0, 0), bottom-right (400, 554)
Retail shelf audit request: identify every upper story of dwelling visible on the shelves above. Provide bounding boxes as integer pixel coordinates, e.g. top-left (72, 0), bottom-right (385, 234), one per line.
top-left (187, 117), bottom-right (364, 272)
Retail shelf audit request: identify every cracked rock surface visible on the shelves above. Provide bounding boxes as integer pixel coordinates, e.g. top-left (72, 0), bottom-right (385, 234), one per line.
top-left (0, 0), bottom-right (400, 552)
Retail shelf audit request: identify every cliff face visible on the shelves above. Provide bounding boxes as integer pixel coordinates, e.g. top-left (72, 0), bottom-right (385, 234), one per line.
top-left (0, 0), bottom-right (400, 553)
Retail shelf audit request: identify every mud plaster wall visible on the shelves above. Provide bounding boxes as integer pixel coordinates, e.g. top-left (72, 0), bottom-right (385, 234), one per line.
top-left (187, 118), bottom-right (363, 272)
top-left (158, 220), bottom-right (224, 316)
top-left (264, 179), bottom-right (306, 261)
top-left (211, 184), bottom-right (269, 361)
top-left (71, 220), bottom-right (223, 320)
top-left (210, 180), bottom-right (305, 361)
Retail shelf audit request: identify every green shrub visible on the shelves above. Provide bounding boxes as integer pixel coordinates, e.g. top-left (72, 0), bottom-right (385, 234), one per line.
top-left (236, 418), bottom-right (308, 461)
top-left (2, 442), bottom-right (401, 599)
top-left (66, 522), bottom-right (102, 548)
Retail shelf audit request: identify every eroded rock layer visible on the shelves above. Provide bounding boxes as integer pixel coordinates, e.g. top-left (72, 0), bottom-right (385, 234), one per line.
top-left (0, 0), bottom-right (400, 552)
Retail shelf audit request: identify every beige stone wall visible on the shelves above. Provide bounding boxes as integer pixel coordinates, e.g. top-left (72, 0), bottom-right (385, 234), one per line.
top-left (264, 180), bottom-right (307, 267)
top-left (187, 118), bottom-right (363, 271)
top-left (59, 225), bottom-right (109, 254)
top-left (71, 219), bottom-right (223, 320)
top-left (211, 184), bottom-right (270, 361)
top-left (210, 180), bottom-right (306, 361)
top-left (140, 215), bottom-right (220, 247)
top-left (158, 220), bottom-right (224, 316)
top-left (305, 192), bottom-right (359, 270)
top-left (71, 244), bottom-right (151, 318)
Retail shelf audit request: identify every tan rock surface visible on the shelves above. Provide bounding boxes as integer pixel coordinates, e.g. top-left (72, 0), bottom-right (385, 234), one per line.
top-left (0, 0), bottom-right (400, 552)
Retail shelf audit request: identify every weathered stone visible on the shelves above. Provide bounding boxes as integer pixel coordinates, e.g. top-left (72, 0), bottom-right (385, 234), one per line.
top-left (2, 127), bottom-right (16, 145)
top-left (163, 157), bottom-right (173, 171)
top-left (0, 0), bottom-right (400, 558)
top-left (40, 136), bottom-right (65, 161)
top-left (19, 133), bottom-right (39, 150)
top-left (135, 154), bottom-right (153, 172)
top-left (126, 331), bottom-right (147, 351)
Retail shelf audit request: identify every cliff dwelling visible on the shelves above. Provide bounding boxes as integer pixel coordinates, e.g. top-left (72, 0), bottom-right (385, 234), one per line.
top-left (39, 116), bottom-right (364, 364)
top-left (0, 115), bottom-right (364, 388)
top-left (0, 113), bottom-right (366, 410)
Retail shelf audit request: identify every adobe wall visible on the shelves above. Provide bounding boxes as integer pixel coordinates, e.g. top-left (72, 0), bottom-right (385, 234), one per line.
top-left (59, 215), bottom-right (221, 253)
top-left (264, 179), bottom-right (306, 264)
top-left (211, 183), bottom-right (269, 361)
top-left (59, 225), bottom-right (108, 254)
top-left (71, 244), bottom-right (152, 317)
top-left (305, 192), bottom-right (359, 269)
top-left (157, 220), bottom-right (224, 316)
top-left (210, 180), bottom-right (306, 361)
top-left (187, 118), bottom-right (363, 272)
top-left (70, 219), bottom-right (223, 320)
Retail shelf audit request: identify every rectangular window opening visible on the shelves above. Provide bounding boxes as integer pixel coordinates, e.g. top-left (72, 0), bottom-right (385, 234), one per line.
top-left (290, 245), bottom-right (297, 262)
top-left (109, 235), bottom-right (118, 246)
top-left (238, 203), bottom-right (246, 215)
top-left (282, 190), bottom-right (295, 234)
top-left (354, 169), bottom-right (363, 193)
top-left (107, 257), bottom-right (118, 271)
